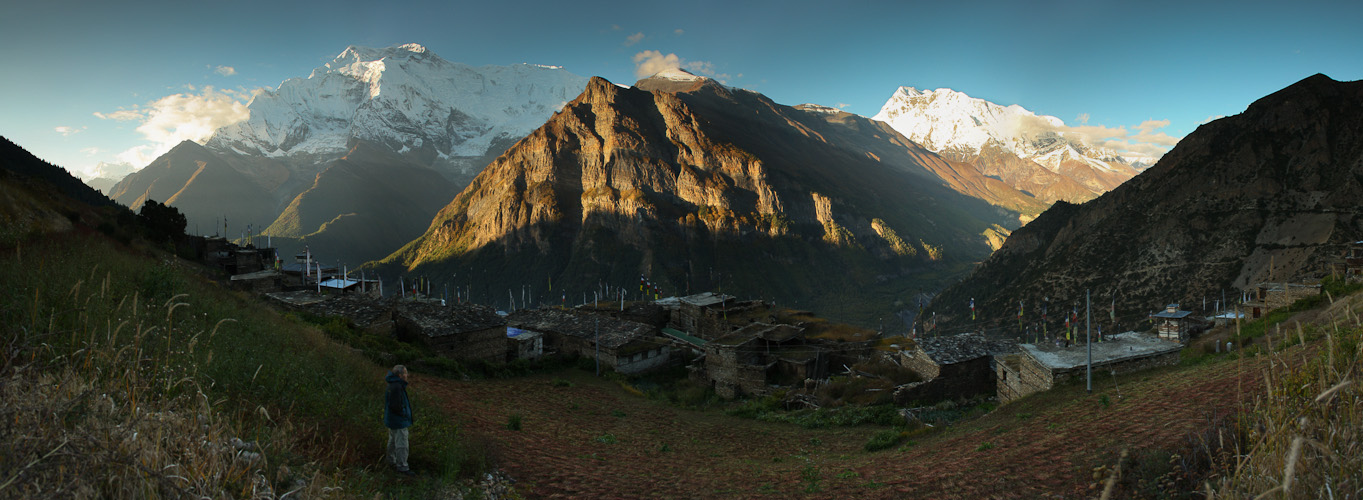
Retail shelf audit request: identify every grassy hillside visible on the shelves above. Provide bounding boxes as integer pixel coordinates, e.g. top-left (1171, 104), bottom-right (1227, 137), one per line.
top-left (0, 231), bottom-right (483, 498)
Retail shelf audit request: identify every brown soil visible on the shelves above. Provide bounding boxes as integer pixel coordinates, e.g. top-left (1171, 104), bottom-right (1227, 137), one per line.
top-left (419, 353), bottom-right (1266, 499)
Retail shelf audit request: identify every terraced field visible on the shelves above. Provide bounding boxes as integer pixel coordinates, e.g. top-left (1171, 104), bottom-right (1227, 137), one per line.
top-left (419, 351), bottom-right (1269, 498)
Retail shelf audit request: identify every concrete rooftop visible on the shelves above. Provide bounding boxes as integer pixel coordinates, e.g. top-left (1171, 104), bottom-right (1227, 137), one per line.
top-left (1021, 332), bottom-right (1182, 370)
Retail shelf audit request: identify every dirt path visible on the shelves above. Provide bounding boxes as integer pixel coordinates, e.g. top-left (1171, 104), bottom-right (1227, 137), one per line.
top-left (418, 353), bottom-right (1268, 498)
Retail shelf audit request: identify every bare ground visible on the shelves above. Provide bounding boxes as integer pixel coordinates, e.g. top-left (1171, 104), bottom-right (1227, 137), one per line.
top-left (418, 353), bottom-right (1268, 499)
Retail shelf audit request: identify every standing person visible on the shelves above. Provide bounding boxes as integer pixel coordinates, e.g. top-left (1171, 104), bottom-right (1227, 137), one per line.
top-left (384, 365), bottom-right (415, 475)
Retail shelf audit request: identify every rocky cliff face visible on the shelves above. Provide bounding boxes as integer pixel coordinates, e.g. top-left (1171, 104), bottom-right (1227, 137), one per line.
top-left (381, 73), bottom-right (1040, 324)
top-left (931, 74), bottom-right (1363, 332)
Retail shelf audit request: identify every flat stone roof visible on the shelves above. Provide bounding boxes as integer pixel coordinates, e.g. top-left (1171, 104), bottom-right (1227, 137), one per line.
top-left (265, 290), bottom-right (328, 307)
top-left (230, 270), bottom-right (281, 281)
top-left (507, 308), bottom-right (656, 349)
top-left (1020, 332), bottom-right (1182, 371)
top-left (918, 333), bottom-right (1018, 365)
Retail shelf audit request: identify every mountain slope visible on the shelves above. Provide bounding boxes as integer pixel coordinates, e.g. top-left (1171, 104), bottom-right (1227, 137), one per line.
top-left (930, 74), bottom-right (1363, 330)
top-left (872, 87), bottom-right (1141, 203)
top-left (380, 73), bottom-right (1039, 324)
top-left (262, 141), bottom-right (458, 265)
top-left (1, 136), bottom-right (119, 243)
top-left (107, 141), bottom-right (277, 235)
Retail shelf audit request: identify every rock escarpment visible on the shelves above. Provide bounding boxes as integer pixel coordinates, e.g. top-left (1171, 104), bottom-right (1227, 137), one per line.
top-left (382, 74), bottom-right (1038, 324)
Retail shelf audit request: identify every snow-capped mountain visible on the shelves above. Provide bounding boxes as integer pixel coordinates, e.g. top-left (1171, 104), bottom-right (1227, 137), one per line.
top-left (111, 43), bottom-right (592, 268)
top-left (205, 43), bottom-right (590, 183)
top-left (872, 87), bottom-right (1141, 202)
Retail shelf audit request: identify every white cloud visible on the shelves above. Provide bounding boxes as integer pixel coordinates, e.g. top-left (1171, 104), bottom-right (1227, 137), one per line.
top-left (836, 103), bottom-right (850, 109)
top-left (624, 32), bottom-right (645, 46)
top-left (102, 86), bottom-right (260, 166)
top-left (93, 109), bottom-right (143, 121)
top-left (90, 161), bottom-right (136, 179)
top-left (1003, 114), bottom-right (1183, 159)
top-left (674, 29), bottom-right (684, 36)
top-left (1076, 113), bottom-right (1090, 124)
top-left (54, 126), bottom-right (82, 136)
top-left (214, 65), bottom-right (237, 76)
top-left (80, 147), bottom-right (100, 156)
top-left (632, 50), bottom-right (682, 78)
top-left (631, 50), bottom-right (729, 82)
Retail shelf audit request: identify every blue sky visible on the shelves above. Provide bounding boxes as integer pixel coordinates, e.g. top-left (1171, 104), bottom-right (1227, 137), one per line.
top-left (3, 0), bottom-right (1360, 178)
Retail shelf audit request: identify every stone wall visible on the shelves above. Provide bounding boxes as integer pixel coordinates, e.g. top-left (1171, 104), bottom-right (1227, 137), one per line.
top-left (900, 348), bottom-right (942, 380)
top-left (704, 340), bottom-right (771, 398)
top-left (893, 356), bottom-right (996, 404)
top-left (614, 345), bottom-right (672, 374)
top-left (998, 348), bottom-right (1181, 404)
top-left (411, 324), bottom-right (507, 363)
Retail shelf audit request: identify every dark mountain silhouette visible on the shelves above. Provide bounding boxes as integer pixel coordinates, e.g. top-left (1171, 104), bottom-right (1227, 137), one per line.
top-left (2, 136), bottom-right (115, 209)
top-left (931, 74), bottom-right (1363, 332)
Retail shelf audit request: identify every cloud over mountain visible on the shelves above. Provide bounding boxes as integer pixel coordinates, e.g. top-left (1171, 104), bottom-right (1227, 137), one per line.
top-left (96, 86), bottom-right (262, 167)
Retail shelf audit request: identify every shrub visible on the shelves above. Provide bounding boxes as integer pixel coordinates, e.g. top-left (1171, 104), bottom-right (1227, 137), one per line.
top-left (864, 429), bottom-right (908, 452)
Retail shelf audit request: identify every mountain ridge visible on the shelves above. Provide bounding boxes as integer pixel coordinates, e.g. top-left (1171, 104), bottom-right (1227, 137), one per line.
top-left (377, 74), bottom-right (1041, 324)
top-left (930, 73), bottom-right (1363, 330)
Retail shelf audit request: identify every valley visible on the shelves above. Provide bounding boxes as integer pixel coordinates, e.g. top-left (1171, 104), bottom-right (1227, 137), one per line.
top-left (4, 10), bottom-right (1362, 496)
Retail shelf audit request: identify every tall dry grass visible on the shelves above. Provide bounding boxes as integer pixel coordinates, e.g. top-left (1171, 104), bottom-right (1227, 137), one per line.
top-left (0, 232), bottom-right (487, 498)
top-left (0, 237), bottom-right (352, 498)
top-left (1210, 291), bottom-right (1362, 498)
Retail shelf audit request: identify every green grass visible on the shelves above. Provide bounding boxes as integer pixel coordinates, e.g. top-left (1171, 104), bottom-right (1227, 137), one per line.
top-left (725, 392), bottom-right (903, 428)
top-left (0, 232), bottom-right (488, 497)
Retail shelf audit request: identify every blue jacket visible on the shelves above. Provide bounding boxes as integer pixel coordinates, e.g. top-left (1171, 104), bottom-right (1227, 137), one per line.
top-left (384, 371), bottom-right (413, 429)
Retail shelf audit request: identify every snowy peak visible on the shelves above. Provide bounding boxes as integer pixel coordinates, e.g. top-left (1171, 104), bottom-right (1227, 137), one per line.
top-left (649, 68), bottom-right (705, 82)
top-left (795, 103), bottom-right (843, 115)
top-left (872, 86), bottom-right (1140, 201)
top-left (206, 44), bottom-right (591, 173)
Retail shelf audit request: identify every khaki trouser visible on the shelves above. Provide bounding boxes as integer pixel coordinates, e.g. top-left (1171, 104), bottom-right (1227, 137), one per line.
top-left (387, 427), bottom-right (410, 471)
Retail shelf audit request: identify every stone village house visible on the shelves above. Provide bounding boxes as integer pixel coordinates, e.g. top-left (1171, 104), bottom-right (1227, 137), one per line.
top-left (893, 333), bottom-right (1018, 404)
top-left (698, 322), bottom-right (830, 399)
top-left (994, 332), bottom-right (1182, 404)
top-left (508, 308), bottom-right (671, 374)
top-left (394, 301), bottom-right (508, 364)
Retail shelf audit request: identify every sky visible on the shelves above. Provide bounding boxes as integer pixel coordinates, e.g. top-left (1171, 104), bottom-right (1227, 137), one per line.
top-left (2, 0), bottom-right (1360, 179)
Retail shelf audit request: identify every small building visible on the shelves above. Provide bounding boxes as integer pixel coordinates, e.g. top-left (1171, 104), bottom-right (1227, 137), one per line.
top-left (263, 291), bottom-right (396, 337)
top-left (1210, 310), bottom-right (1246, 326)
top-left (1150, 304), bottom-right (1194, 343)
top-left (318, 277), bottom-right (363, 293)
top-left (1244, 283), bottom-right (1321, 318)
top-left (660, 292), bottom-right (738, 340)
top-left (893, 333), bottom-right (1017, 404)
top-left (1344, 241), bottom-right (1363, 280)
top-left (395, 302), bottom-right (507, 363)
top-left (229, 269), bottom-right (283, 293)
top-left (701, 322), bottom-right (825, 399)
top-left (506, 326), bottom-right (544, 361)
top-left (508, 309), bottom-right (671, 374)
top-left (995, 332), bottom-right (1182, 404)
